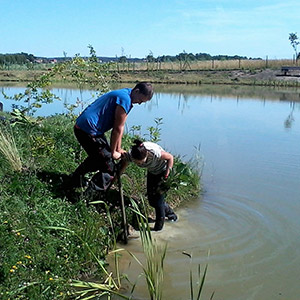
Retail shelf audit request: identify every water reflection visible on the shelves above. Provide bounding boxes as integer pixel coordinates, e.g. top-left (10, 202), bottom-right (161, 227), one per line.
top-left (284, 102), bottom-right (296, 129)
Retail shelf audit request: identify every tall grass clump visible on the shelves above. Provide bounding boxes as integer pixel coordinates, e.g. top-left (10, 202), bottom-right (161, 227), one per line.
top-left (128, 199), bottom-right (167, 300)
top-left (126, 199), bottom-right (212, 300)
top-left (0, 124), bottom-right (22, 172)
top-left (185, 251), bottom-right (213, 300)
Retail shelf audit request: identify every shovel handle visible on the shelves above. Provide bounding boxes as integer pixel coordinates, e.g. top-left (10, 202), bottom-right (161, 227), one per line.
top-left (116, 163), bottom-right (128, 244)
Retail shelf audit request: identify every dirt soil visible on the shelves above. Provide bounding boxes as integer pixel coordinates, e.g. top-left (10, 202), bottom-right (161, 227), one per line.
top-left (231, 68), bottom-right (300, 82)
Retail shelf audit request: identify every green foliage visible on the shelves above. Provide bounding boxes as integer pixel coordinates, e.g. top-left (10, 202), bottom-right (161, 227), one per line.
top-left (31, 136), bottom-right (56, 157)
top-left (0, 52), bottom-right (35, 65)
top-left (147, 117), bottom-right (163, 142)
top-left (162, 159), bottom-right (194, 190)
top-left (157, 52), bottom-right (248, 63)
top-left (118, 55), bottom-right (127, 63)
top-left (10, 109), bottom-right (39, 126)
top-left (146, 51), bottom-right (155, 62)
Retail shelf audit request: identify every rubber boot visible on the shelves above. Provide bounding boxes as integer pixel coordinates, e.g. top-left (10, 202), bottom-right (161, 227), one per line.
top-left (68, 172), bottom-right (88, 189)
top-left (154, 217), bottom-right (165, 231)
top-left (167, 213), bottom-right (178, 222)
top-left (165, 203), bottom-right (178, 221)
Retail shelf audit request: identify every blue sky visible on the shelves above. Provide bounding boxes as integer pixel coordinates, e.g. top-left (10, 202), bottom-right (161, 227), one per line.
top-left (1, 0), bottom-right (300, 59)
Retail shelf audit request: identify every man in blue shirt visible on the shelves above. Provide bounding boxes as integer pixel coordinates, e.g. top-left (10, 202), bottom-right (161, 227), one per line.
top-left (70, 82), bottom-right (153, 188)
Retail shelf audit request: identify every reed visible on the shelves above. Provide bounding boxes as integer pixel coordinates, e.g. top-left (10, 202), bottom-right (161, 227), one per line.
top-left (129, 199), bottom-right (167, 300)
top-left (189, 263), bottom-right (210, 300)
top-left (128, 199), bottom-right (212, 300)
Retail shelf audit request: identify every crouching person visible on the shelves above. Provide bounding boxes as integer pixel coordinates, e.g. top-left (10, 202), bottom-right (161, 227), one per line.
top-left (122, 139), bottom-right (178, 231)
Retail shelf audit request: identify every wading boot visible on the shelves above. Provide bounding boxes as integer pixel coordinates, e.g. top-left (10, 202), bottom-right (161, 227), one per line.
top-left (166, 213), bottom-right (178, 222)
top-left (154, 217), bottom-right (165, 231)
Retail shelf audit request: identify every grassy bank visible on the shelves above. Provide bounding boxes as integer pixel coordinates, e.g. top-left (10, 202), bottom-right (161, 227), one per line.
top-left (0, 112), bottom-right (201, 299)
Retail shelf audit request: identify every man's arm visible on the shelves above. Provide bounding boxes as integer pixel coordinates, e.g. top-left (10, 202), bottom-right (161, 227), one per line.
top-left (110, 105), bottom-right (127, 160)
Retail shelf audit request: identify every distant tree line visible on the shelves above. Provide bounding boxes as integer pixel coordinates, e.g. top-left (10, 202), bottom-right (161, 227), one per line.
top-left (0, 51), bottom-right (260, 66)
top-left (0, 52), bottom-right (36, 65)
top-left (153, 52), bottom-right (252, 62)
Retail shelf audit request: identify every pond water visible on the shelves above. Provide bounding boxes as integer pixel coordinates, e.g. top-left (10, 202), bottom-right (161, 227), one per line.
top-left (1, 83), bottom-right (300, 300)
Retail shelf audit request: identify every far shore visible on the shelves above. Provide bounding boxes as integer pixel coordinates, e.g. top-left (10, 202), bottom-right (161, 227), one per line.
top-left (1, 68), bottom-right (300, 87)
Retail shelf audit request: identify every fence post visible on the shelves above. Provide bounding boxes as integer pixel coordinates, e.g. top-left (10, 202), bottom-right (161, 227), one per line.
top-left (266, 56), bottom-right (268, 68)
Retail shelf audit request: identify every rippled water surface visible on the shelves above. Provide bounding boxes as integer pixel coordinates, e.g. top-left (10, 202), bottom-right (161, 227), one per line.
top-left (1, 84), bottom-right (300, 299)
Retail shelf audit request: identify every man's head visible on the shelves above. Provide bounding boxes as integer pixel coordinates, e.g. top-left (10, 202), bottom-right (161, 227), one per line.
top-left (131, 82), bottom-right (153, 104)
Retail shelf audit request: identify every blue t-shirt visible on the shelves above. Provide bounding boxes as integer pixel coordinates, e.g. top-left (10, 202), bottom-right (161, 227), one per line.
top-left (76, 88), bottom-right (133, 136)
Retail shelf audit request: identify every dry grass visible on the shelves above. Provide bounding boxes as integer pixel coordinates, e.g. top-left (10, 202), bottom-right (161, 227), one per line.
top-left (0, 125), bottom-right (22, 172)
top-left (110, 59), bottom-right (295, 72)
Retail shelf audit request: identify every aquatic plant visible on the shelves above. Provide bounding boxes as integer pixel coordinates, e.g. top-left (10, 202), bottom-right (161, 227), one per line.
top-left (128, 199), bottom-right (167, 300)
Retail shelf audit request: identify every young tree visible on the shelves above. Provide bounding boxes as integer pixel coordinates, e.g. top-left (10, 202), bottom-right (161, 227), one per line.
top-left (146, 50), bottom-right (155, 62)
top-left (289, 32), bottom-right (299, 63)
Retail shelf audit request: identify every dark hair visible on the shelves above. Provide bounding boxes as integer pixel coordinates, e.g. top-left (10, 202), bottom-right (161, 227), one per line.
top-left (133, 82), bottom-right (153, 98)
top-left (131, 139), bottom-right (147, 160)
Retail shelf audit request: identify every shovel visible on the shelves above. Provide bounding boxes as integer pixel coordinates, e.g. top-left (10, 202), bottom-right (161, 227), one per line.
top-left (116, 162), bottom-right (128, 244)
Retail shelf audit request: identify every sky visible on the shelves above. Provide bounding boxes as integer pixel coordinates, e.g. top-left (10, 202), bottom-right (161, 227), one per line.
top-left (1, 0), bottom-right (300, 59)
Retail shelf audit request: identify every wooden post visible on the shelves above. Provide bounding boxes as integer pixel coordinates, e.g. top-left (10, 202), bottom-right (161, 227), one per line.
top-left (266, 56), bottom-right (268, 68)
